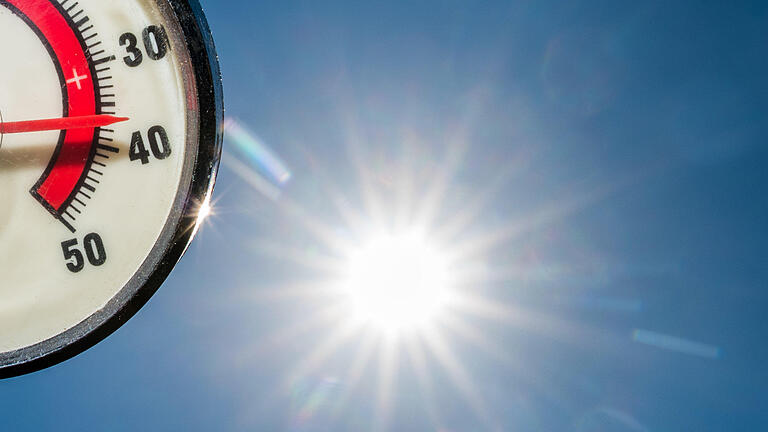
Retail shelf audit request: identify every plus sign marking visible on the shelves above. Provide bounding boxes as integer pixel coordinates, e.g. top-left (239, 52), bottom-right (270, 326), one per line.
top-left (66, 68), bottom-right (89, 90)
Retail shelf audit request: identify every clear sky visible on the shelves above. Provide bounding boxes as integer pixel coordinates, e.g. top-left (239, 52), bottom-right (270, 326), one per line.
top-left (2, 0), bottom-right (768, 431)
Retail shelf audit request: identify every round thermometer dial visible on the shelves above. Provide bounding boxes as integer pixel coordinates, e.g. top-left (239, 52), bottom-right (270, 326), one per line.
top-left (0, 0), bottom-right (223, 377)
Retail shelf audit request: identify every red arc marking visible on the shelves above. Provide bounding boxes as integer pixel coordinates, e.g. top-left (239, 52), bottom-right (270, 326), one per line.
top-left (0, 115), bottom-right (129, 134)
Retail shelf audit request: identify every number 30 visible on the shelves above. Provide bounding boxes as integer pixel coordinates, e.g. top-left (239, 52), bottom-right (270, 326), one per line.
top-left (119, 25), bottom-right (169, 67)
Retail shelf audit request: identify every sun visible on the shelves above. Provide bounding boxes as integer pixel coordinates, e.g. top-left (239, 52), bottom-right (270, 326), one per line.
top-left (341, 229), bottom-right (454, 334)
top-left (222, 111), bottom-right (563, 428)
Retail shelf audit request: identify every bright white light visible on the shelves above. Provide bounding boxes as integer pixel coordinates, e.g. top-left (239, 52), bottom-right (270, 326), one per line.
top-left (342, 230), bottom-right (453, 334)
top-left (197, 199), bottom-right (212, 223)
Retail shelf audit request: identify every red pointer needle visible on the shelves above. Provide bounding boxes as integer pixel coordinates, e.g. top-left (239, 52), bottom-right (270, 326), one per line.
top-left (0, 115), bottom-right (129, 134)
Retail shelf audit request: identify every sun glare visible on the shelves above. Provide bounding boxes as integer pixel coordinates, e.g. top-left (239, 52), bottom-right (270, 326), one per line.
top-left (197, 200), bottom-right (212, 222)
top-left (342, 230), bottom-right (453, 334)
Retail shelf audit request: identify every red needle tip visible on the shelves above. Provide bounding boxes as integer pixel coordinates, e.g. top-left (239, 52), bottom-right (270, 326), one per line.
top-left (0, 114), bottom-right (129, 134)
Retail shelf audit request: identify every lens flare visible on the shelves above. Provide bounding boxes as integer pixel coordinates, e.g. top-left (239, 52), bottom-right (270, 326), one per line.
top-left (222, 118), bottom-right (292, 200)
top-left (224, 118), bottom-right (292, 185)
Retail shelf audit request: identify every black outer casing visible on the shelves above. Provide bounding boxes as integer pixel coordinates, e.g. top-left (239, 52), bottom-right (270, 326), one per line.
top-left (0, 0), bottom-right (224, 379)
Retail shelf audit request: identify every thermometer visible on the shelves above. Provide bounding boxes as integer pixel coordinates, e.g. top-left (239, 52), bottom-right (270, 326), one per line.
top-left (0, 0), bottom-right (223, 377)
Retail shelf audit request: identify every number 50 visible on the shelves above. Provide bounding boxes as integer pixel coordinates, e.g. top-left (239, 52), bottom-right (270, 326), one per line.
top-left (61, 233), bottom-right (107, 273)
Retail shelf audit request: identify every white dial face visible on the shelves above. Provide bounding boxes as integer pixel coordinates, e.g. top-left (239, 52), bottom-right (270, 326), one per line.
top-left (0, 0), bottom-right (199, 354)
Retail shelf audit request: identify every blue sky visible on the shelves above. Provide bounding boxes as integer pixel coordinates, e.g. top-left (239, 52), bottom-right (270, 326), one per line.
top-left (2, 0), bottom-right (768, 430)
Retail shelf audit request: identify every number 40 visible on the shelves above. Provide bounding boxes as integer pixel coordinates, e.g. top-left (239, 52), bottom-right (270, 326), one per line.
top-left (130, 125), bottom-right (172, 165)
